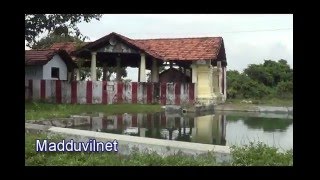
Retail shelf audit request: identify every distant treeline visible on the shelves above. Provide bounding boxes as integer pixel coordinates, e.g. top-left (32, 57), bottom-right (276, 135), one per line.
top-left (227, 59), bottom-right (293, 99)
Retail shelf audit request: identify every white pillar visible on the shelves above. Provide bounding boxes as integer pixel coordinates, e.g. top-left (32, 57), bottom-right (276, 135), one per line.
top-left (151, 58), bottom-right (159, 82)
top-left (139, 53), bottom-right (146, 82)
top-left (224, 66), bottom-right (227, 98)
top-left (75, 68), bottom-right (80, 81)
top-left (217, 61), bottom-right (222, 94)
top-left (191, 63), bottom-right (198, 99)
top-left (191, 64), bottom-right (197, 83)
top-left (91, 52), bottom-right (97, 81)
top-left (116, 57), bottom-right (121, 81)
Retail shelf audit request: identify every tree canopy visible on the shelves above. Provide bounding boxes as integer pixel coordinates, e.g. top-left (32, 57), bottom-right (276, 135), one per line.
top-left (227, 59), bottom-right (293, 99)
top-left (25, 14), bottom-right (102, 47)
top-left (31, 33), bottom-right (84, 49)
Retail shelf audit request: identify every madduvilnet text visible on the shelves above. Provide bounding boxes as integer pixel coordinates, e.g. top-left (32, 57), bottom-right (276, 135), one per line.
top-left (36, 139), bottom-right (119, 152)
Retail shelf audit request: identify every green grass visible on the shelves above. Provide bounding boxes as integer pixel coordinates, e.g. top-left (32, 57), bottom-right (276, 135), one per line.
top-left (25, 133), bottom-right (217, 166)
top-left (25, 102), bottom-right (163, 120)
top-left (225, 98), bottom-right (293, 106)
top-left (25, 133), bottom-right (293, 166)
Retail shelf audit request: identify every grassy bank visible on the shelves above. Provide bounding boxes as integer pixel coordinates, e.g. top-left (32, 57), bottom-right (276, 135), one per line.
top-left (225, 98), bottom-right (293, 106)
top-left (25, 133), bottom-right (293, 166)
top-left (25, 102), bottom-right (163, 120)
top-left (216, 98), bottom-right (293, 111)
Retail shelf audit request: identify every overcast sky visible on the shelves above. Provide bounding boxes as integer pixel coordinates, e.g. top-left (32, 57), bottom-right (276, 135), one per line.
top-left (26, 14), bottom-right (293, 81)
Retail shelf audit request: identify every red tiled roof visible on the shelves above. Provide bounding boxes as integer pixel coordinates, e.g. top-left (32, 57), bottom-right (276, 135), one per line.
top-left (25, 49), bottom-right (77, 69)
top-left (50, 42), bottom-right (90, 54)
top-left (74, 32), bottom-right (225, 61)
top-left (25, 49), bottom-right (56, 65)
top-left (136, 37), bottom-right (223, 61)
top-left (114, 33), bottom-right (164, 59)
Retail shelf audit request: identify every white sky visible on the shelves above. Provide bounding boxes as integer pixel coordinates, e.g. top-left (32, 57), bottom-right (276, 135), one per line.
top-left (26, 14), bottom-right (293, 81)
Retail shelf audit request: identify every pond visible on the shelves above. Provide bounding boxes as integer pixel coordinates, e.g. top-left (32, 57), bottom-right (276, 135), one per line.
top-left (32, 111), bottom-right (293, 151)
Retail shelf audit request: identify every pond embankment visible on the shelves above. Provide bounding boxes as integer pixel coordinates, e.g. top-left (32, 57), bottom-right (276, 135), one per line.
top-left (215, 104), bottom-right (292, 113)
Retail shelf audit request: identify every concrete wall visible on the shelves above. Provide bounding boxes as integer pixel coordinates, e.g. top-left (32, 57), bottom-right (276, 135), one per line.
top-left (25, 66), bottom-right (43, 80)
top-left (25, 79), bottom-right (195, 105)
top-left (42, 54), bottom-right (68, 80)
top-left (25, 123), bottom-right (231, 163)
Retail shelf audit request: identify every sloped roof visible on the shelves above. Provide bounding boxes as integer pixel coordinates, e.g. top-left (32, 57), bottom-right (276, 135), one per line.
top-left (135, 37), bottom-right (223, 61)
top-left (25, 49), bottom-right (77, 69)
top-left (25, 49), bottom-right (56, 65)
top-left (50, 42), bottom-right (90, 54)
top-left (74, 32), bottom-right (226, 61)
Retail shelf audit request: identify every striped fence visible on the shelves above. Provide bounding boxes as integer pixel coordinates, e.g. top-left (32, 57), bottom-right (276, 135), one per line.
top-left (25, 80), bottom-right (195, 105)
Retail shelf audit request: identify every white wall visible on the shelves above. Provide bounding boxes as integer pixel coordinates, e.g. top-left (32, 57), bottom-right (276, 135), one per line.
top-left (25, 66), bottom-right (43, 80)
top-left (42, 54), bottom-right (68, 80)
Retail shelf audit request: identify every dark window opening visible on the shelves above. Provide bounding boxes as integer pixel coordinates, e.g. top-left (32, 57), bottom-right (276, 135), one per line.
top-left (51, 67), bottom-right (59, 79)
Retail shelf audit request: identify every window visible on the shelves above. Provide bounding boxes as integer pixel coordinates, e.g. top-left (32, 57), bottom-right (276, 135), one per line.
top-left (51, 67), bottom-right (59, 79)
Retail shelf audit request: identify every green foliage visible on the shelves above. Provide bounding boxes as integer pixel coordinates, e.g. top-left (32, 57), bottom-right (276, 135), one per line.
top-left (32, 33), bottom-right (84, 49)
top-left (231, 142), bottom-right (293, 166)
top-left (25, 133), bottom-right (293, 166)
top-left (227, 59), bottom-right (293, 100)
top-left (25, 14), bottom-right (102, 47)
top-left (276, 81), bottom-right (293, 98)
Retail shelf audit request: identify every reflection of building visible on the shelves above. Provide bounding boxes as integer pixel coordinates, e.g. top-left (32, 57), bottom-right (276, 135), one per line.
top-left (191, 114), bottom-right (226, 145)
top-left (88, 112), bottom-right (226, 145)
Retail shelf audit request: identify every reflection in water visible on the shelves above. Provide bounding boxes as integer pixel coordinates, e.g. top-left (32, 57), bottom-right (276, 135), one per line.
top-left (76, 112), bottom-right (227, 146)
top-left (34, 111), bottom-right (293, 150)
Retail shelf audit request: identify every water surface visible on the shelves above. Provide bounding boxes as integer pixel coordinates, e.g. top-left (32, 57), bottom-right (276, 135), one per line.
top-left (63, 111), bottom-right (293, 151)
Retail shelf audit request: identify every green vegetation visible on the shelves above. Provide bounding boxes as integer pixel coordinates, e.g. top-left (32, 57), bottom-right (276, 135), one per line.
top-left (25, 14), bottom-right (102, 47)
top-left (225, 98), bottom-right (292, 106)
top-left (25, 133), bottom-right (293, 166)
top-left (231, 142), bottom-right (293, 166)
top-left (25, 102), bottom-right (162, 120)
top-left (227, 59), bottom-right (293, 101)
top-left (25, 133), bottom-right (217, 166)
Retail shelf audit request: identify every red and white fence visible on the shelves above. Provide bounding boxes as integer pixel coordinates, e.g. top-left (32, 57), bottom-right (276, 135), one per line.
top-left (25, 80), bottom-right (195, 105)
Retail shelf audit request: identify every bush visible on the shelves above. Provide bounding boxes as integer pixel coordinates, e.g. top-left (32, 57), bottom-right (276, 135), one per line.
top-left (226, 60), bottom-right (292, 100)
top-left (276, 81), bottom-right (293, 98)
top-left (231, 142), bottom-right (293, 166)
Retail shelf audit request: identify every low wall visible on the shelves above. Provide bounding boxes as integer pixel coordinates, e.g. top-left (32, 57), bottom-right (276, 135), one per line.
top-left (25, 123), bottom-right (231, 163)
top-left (25, 80), bottom-right (195, 105)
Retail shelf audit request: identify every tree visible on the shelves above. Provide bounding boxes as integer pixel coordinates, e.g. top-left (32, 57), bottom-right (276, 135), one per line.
top-left (226, 59), bottom-right (292, 100)
top-left (25, 14), bottom-right (102, 47)
top-left (32, 33), bottom-right (84, 49)
top-left (244, 64), bottom-right (274, 86)
top-left (244, 59), bottom-right (292, 87)
top-left (276, 81), bottom-right (293, 98)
